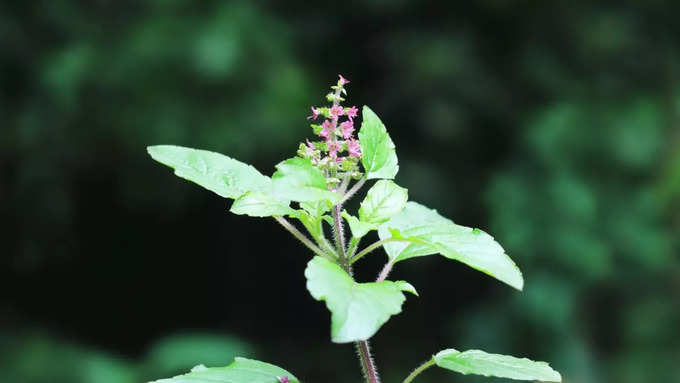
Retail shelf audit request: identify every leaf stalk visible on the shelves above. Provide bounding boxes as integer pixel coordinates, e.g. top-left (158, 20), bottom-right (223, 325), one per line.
top-left (402, 358), bottom-right (435, 383)
top-left (274, 216), bottom-right (329, 259)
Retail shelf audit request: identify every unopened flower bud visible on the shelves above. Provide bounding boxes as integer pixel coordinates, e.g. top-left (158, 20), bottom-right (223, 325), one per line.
top-left (338, 74), bottom-right (350, 86)
top-left (307, 106), bottom-right (320, 120)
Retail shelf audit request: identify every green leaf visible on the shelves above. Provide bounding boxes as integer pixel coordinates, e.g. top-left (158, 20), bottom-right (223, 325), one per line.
top-left (149, 357), bottom-right (299, 383)
top-left (378, 202), bottom-right (524, 290)
top-left (290, 209), bottom-right (323, 240)
top-left (434, 349), bottom-right (561, 382)
top-left (289, 200), bottom-right (333, 240)
top-left (272, 157), bottom-right (341, 203)
top-left (147, 145), bottom-right (271, 199)
top-left (359, 106), bottom-right (399, 179)
top-left (358, 180), bottom-right (408, 224)
top-left (300, 200), bottom-right (332, 217)
top-left (304, 256), bottom-right (417, 343)
top-left (230, 192), bottom-right (295, 217)
top-left (146, 333), bottom-right (254, 378)
top-left (342, 210), bottom-right (377, 238)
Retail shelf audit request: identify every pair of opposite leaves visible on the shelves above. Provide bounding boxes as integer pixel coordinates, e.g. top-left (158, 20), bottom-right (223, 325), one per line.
top-left (151, 350), bottom-right (561, 383)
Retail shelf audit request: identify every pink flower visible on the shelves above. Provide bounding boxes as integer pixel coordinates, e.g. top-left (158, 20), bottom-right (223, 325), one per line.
top-left (319, 120), bottom-right (334, 140)
top-left (329, 105), bottom-right (344, 119)
top-left (307, 106), bottom-right (319, 120)
top-left (335, 156), bottom-right (345, 163)
top-left (345, 106), bottom-right (358, 120)
top-left (306, 139), bottom-right (315, 150)
top-left (338, 74), bottom-right (350, 85)
top-left (277, 377), bottom-right (290, 383)
top-left (328, 141), bottom-right (341, 158)
top-left (347, 138), bottom-right (361, 158)
top-left (340, 120), bottom-right (354, 139)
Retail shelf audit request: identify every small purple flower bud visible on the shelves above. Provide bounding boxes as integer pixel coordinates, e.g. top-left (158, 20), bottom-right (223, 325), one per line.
top-left (319, 120), bottom-right (334, 140)
top-left (328, 141), bottom-right (341, 158)
top-left (277, 376), bottom-right (291, 383)
top-left (340, 120), bottom-right (354, 139)
top-left (307, 107), bottom-right (320, 121)
top-left (347, 138), bottom-right (362, 158)
top-left (338, 74), bottom-right (350, 86)
top-left (345, 106), bottom-right (358, 120)
top-left (329, 105), bottom-right (344, 119)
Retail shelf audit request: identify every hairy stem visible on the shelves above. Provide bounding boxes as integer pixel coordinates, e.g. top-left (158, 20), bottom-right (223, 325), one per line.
top-left (339, 173), bottom-right (351, 194)
top-left (332, 205), bottom-right (347, 259)
top-left (376, 260), bottom-right (394, 282)
top-left (356, 339), bottom-right (381, 383)
top-left (402, 359), bottom-right (435, 383)
top-left (346, 237), bottom-right (361, 259)
top-left (350, 237), bottom-right (405, 264)
top-left (340, 176), bottom-right (367, 204)
top-left (274, 216), bottom-right (328, 258)
top-left (332, 201), bottom-right (380, 383)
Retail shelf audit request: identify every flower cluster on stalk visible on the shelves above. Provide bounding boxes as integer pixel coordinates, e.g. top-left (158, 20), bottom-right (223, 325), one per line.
top-left (297, 75), bottom-right (363, 189)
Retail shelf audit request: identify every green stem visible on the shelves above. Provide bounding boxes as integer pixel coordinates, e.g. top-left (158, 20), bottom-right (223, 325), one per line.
top-left (332, 205), bottom-right (347, 259)
top-left (331, 201), bottom-right (380, 383)
top-left (402, 359), bottom-right (435, 383)
top-left (340, 176), bottom-right (367, 204)
top-left (274, 216), bottom-right (328, 259)
top-left (350, 238), bottom-right (404, 264)
top-left (346, 237), bottom-right (361, 259)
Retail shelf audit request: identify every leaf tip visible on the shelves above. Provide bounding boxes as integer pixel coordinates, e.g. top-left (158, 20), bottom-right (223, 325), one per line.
top-left (396, 281), bottom-right (419, 296)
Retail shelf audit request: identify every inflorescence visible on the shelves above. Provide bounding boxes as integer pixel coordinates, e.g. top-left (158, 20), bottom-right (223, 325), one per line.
top-left (297, 75), bottom-right (363, 190)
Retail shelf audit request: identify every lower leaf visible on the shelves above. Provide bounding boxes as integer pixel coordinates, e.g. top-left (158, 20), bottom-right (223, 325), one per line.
top-left (149, 357), bottom-right (299, 383)
top-left (433, 349), bottom-right (561, 382)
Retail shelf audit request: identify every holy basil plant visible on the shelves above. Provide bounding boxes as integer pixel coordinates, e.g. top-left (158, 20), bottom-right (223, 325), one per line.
top-left (147, 75), bottom-right (562, 383)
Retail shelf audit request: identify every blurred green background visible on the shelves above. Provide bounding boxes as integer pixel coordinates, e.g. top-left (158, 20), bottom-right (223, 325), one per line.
top-left (1, 1), bottom-right (679, 382)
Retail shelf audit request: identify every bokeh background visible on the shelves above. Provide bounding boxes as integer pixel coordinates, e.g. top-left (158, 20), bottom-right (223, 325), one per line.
top-left (2, 1), bottom-right (679, 382)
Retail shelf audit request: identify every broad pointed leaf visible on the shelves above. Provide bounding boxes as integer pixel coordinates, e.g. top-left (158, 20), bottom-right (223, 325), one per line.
top-left (148, 145), bottom-right (271, 199)
top-left (378, 202), bottom-right (523, 290)
top-left (358, 180), bottom-right (408, 224)
top-left (304, 256), bottom-right (416, 343)
top-left (359, 106), bottom-right (399, 179)
top-left (230, 192), bottom-right (295, 217)
top-left (434, 349), bottom-right (561, 382)
top-left (342, 210), bottom-right (377, 238)
top-left (272, 157), bottom-right (341, 203)
top-left (149, 357), bottom-right (299, 383)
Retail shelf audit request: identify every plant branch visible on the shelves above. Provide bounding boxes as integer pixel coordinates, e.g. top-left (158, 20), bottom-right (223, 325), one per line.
top-left (350, 237), bottom-right (405, 264)
top-left (339, 173), bottom-right (351, 194)
top-left (332, 205), bottom-right (347, 259)
top-left (274, 216), bottom-right (328, 259)
top-left (346, 236), bottom-right (361, 259)
top-left (402, 358), bottom-right (435, 383)
top-left (376, 260), bottom-right (394, 282)
top-left (340, 176), bottom-right (367, 205)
